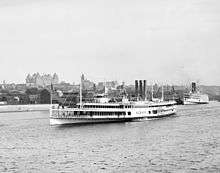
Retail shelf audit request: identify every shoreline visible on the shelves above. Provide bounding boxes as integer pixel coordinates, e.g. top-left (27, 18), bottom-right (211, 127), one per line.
top-left (0, 104), bottom-right (56, 113)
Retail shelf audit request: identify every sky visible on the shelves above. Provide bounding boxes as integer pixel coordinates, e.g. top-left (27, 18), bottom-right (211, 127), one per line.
top-left (0, 0), bottom-right (220, 85)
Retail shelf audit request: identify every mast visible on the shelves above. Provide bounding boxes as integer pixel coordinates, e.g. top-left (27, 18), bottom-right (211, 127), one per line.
top-left (50, 83), bottom-right (53, 116)
top-left (151, 84), bottom-right (154, 101)
top-left (161, 85), bottom-right (164, 101)
top-left (50, 90), bottom-right (52, 105)
top-left (50, 83), bottom-right (53, 106)
top-left (104, 79), bottom-right (107, 95)
top-left (80, 75), bottom-right (82, 108)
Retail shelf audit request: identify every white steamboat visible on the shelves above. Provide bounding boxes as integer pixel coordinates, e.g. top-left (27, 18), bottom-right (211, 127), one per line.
top-left (184, 82), bottom-right (209, 105)
top-left (50, 78), bottom-right (176, 125)
top-left (50, 99), bottom-right (176, 125)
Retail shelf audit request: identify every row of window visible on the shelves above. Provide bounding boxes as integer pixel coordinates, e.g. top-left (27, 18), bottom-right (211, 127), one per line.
top-left (52, 111), bottom-right (129, 117)
top-left (80, 105), bottom-right (132, 109)
top-left (51, 109), bottom-right (174, 118)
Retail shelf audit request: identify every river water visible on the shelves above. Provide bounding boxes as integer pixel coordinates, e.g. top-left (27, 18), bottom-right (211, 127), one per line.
top-left (0, 102), bottom-right (220, 172)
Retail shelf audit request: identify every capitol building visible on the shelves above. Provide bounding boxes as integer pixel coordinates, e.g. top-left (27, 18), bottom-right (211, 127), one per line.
top-left (26, 73), bottom-right (59, 87)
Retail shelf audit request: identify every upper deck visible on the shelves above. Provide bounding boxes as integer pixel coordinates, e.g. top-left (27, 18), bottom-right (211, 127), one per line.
top-left (71, 100), bottom-right (176, 110)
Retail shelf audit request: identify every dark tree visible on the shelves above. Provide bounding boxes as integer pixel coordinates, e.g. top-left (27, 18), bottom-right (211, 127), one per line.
top-left (19, 94), bottom-right (30, 104)
top-left (40, 89), bottom-right (50, 104)
top-left (1, 96), bottom-right (7, 102)
top-left (25, 88), bottom-right (39, 95)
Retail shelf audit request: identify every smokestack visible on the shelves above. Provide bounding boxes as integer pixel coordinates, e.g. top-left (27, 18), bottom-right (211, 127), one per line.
top-left (192, 82), bottom-right (196, 93)
top-left (139, 80), bottom-right (143, 99)
top-left (135, 80), bottom-right (138, 98)
top-left (143, 80), bottom-right (146, 100)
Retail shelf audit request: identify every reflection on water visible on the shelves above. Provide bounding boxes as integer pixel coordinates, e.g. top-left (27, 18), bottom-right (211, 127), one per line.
top-left (0, 102), bottom-right (220, 172)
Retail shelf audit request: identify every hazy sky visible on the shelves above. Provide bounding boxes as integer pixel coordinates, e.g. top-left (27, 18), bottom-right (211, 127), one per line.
top-left (0, 0), bottom-right (220, 85)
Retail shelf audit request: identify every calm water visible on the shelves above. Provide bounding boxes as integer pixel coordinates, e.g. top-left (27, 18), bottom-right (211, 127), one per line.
top-left (0, 102), bottom-right (220, 173)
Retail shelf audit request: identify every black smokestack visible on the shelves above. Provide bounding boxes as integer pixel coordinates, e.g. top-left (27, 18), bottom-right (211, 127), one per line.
top-left (139, 80), bottom-right (143, 99)
top-left (135, 80), bottom-right (138, 98)
top-left (143, 80), bottom-right (146, 100)
top-left (192, 82), bottom-right (196, 93)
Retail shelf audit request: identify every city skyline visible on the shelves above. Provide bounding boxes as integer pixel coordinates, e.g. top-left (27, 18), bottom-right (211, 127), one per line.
top-left (0, 72), bottom-right (219, 87)
top-left (0, 0), bottom-right (220, 85)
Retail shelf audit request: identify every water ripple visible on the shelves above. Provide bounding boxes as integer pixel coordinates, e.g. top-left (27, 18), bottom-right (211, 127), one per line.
top-left (0, 102), bottom-right (220, 172)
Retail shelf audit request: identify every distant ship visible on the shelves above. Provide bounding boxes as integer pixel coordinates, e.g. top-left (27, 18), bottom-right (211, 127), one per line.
top-left (49, 79), bottom-right (176, 125)
top-left (183, 82), bottom-right (209, 105)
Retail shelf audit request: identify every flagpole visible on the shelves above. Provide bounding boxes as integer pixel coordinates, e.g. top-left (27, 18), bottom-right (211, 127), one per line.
top-left (151, 84), bottom-right (154, 101)
top-left (80, 75), bottom-right (82, 109)
top-left (50, 83), bottom-right (53, 116)
top-left (50, 83), bottom-right (53, 106)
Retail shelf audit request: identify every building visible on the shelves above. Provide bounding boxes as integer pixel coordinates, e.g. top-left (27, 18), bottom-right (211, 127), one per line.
top-left (97, 81), bottom-right (118, 91)
top-left (81, 74), bottom-right (95, 90)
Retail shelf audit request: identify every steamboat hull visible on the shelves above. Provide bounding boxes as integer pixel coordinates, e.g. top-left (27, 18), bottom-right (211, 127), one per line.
top-left (184, 100), bottom-right (209, 105)
top-left (146, 112), bottom-right (176, 119)
top-left (50, 117), bottom-right (144, 125)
